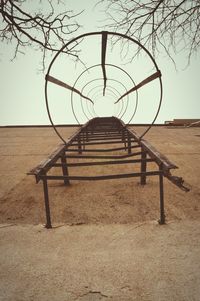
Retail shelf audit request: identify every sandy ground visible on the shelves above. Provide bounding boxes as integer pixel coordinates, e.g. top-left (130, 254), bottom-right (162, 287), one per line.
top-left (0, 125), bottom-right (200, 300)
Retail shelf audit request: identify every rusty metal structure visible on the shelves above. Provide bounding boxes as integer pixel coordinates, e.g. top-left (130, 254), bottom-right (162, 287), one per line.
top-left (29, 31), bottom-right (189, 228)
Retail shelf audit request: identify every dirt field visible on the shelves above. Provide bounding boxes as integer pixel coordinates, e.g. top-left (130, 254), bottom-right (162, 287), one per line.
top-left (0, 125), bottom-right (200, 300)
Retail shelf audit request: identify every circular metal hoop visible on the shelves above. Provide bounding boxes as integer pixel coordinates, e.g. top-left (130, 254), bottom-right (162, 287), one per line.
top-left (70, 63), bottom-right (137, 125)
top-left (45, 31), bottom-right (163, 143)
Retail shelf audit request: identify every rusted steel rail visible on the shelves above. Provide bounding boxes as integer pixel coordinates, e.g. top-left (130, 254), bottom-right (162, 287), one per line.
top-left (28, 117), bottom-right (189, 229)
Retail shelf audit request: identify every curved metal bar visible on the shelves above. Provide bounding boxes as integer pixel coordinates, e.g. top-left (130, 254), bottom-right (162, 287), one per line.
top-left (80, 77), bottom-right (129, 120)
top-left (84, 82), bottom-right (120, 118)
top-left (90, 100), bottom-right (98, 117)
top-left (89, 91), bottom-right (122, 118)
top-left (45, 79), bottom-right (67, 145)
top-left (46, 75), bottom-right (93, 104)
top-left (85, 96), bottom-right (95, 120)
top-left (139, 76), bottom-right (163, 139)
top-left (117, 98), bottom-right (124, 118)
top-left (115, 71), bottom-right (161, 104)
top-left (45, 31), bottom-right (162, 141)
top-left (88, 86), bottom-right (119, 100)
top-left (101, 31), bottom-right (108, 96)
top-left (80, 96), bottom-right (90, 121)
top-left (71, 63), bottom-right (136, 125)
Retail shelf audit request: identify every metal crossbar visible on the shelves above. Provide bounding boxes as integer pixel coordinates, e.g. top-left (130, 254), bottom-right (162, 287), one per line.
top-left (28, 117), bottom-right (189, 228)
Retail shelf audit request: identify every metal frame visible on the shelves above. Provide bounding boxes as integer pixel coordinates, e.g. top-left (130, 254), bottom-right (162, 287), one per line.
top-left (28, 117), bottom-right (189, 229)
top-left (28, 31), bottom-right (189, 228)
top-left (45, 31), bottom-right (162, 143)
top-left (70, 63), bottom-right (138, 125)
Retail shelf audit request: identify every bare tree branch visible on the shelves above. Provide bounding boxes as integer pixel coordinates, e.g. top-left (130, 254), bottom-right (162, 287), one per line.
top-left (0, 0), bottom-right (83, 70)
top-left (97, 0), bottom-right (200, 65)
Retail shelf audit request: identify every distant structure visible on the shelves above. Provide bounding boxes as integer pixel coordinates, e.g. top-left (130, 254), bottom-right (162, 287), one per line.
top-left (165, 119), bottom-right (200, 127)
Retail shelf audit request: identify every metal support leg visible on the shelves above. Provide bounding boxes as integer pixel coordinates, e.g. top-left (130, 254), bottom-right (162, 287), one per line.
top-left (158, 165), bottom-right (165, 224)
top-left (127, 133), bottom-right (132, 154)
top-left (122, 128), bottom-right (126, 149)
top-left (141, 149), bottom-right (147, 185)
top-left (78, 136), bottom-right (82, 154)
top-left (42, 178), bottom-right (52, 229)
top-left (82, 131), bottom-right (86, 150)
top-left (61, 154), bottom-right (70, 185)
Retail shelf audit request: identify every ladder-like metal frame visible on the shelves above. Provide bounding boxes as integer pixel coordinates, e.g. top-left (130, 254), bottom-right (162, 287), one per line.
top-left (28, 117), bottom-right (189, 228)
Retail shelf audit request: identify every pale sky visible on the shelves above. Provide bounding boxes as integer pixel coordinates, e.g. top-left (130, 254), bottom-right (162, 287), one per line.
top-left (0, 0), bottom-right (199, 125)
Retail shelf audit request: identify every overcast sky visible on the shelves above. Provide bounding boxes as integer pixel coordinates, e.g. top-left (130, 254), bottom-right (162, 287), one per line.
top-left (0, 0), bottom-right (199, 125)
